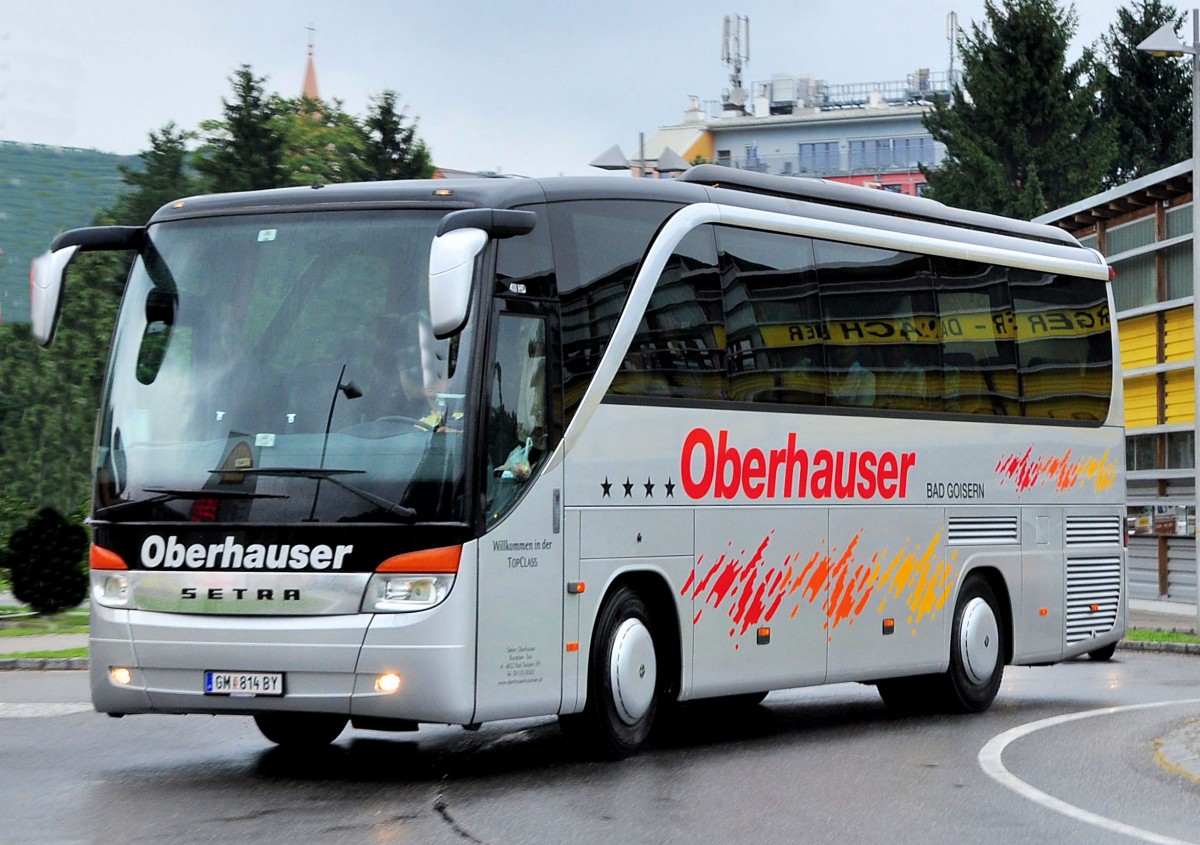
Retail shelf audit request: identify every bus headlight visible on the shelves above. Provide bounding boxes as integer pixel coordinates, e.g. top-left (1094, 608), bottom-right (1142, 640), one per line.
top-left (362, 545), bottom-right (461, 613)
top-left (363, 573), bottom-right (455, 612)
top-left (91, 572), bottom-right (130, 608)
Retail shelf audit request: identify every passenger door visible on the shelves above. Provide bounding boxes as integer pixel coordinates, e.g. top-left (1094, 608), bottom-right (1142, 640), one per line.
top-left (474, 307), bottom-right (566, 721)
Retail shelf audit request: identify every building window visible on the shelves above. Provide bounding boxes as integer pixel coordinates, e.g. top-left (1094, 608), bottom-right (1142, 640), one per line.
top-left (849, 139), bottom-right (890, 171)
top-left (1107, 217), bottom-right (1156, 255)
top-left (1127, 431), bottom-right (1194, 471)
top-left (1164, 243), bottom-right (1192, 301)
top-left (1168, 430), bottom-right (1195, 469)
top-left (1111, 253), bottom-right (1156, 312)
top-left (1127, 433), bottom-right (1156, 471)
top-left (1128, 504), bottom-right (1196, 536)
top-left (799, 142), bottom-right (839, 174)
top-left (1166, 203), bottom-right (1192, 239)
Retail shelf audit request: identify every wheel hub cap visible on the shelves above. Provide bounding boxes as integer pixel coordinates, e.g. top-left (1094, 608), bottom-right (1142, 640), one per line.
top-left (610, 618), bottom-right (657, 725)
top-left (960, 597), bottom-right (1000, 686)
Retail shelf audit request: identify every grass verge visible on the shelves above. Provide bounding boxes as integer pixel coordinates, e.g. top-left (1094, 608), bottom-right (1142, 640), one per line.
top-left (1, 648), bottom-right (88, 660)
top-left (0, 608), bottom-right (89, 637)
top-left (1125, 628), bottom-right (1200, 645)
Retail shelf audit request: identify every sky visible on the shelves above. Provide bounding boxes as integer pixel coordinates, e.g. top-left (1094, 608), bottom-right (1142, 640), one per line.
top-left (1, 0), bottom-right (1138, 178)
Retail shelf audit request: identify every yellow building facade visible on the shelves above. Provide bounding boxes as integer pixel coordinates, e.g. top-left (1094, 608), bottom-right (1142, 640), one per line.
top-left (1039, 162), bottom-right (1196, 603)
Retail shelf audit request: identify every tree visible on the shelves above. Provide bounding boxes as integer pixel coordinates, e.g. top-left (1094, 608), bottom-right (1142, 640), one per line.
top-left (279, 95), bottom-right (371, 185)
top-left (0, 249), bottom-right (125, 523)
top-left (922, 0), bottom-right (1116, 218)
top-left (2, 508), bottom-right (87, 614)
top-left (1098, 0), bottom-right (1191, 185)
top-left (362, 90), bottom-right (435, 180)
top-left (194, 65), bottom-right (288, 193)
top-left (0, 65), bottom-right (439, 553)
top-left (116, 122), bottom-right (199, 224)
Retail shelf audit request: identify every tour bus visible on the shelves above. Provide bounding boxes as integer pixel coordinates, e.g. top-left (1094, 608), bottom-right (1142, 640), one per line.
top-left (31, 165), bottom-right (1124, 758)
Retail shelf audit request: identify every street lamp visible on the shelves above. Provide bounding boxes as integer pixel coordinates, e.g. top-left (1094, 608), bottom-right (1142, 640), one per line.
top-left (1138, 10), bottom-right (1200, 632)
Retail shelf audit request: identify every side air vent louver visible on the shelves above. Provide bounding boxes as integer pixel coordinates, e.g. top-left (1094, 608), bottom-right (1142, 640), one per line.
top-left (1065, 516), bottom-right (1123, 546)
top-left (1066, 556), bottom-right (1122, 645)
top-left (947, 516), bottom-right (1019, 545)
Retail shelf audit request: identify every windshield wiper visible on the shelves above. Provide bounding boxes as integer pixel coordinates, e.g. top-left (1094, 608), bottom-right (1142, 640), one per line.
top-left (93, 487), bottom-right (288, 519)
top-left (231, 467), bottom-right (417, 520)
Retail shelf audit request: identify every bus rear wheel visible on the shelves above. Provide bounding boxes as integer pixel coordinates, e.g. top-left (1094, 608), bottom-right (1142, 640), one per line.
top-left (565, 586), bottom-right (660, 759)
top-left (253, 713), bottom-right (348, 748)
top-left (944, 576), bottom-right (1004, 712)
top-left (877, 575), bottom-right (1004, 715)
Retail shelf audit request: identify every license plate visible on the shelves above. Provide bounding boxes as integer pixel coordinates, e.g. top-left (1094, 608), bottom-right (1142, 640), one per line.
top-left (204, 671), bottom-right (284, 696)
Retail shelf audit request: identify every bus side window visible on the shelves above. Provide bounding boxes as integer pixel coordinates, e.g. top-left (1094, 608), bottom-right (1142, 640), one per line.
top-left (485, 313), bottom-right (548, 525)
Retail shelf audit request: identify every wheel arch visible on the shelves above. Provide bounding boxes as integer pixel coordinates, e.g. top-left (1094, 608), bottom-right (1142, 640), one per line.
top-left (592, 569), bottom-right (683, 703)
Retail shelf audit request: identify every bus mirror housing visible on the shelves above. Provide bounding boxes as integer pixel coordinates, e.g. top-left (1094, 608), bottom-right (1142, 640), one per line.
top-left (31, 225), bottom-right (145, 347)
top-left (428, 208), bottom-right (536, 339)
top-left (30, 246), bottom-right (80, 347)
top-left (428, 228), bottom-right (488, 339)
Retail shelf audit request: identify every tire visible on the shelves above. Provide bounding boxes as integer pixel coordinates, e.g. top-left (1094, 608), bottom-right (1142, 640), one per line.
top-left (876, 575), bottom-right (1004, 715)
top-left (1087, 641), bottom-right (1118, 662)
top-left (566, 586), bottom-right (660, 759)
top-left (942, 576), bottom-right (1004, 713)
top-left (254, 713), bottom-right (348, 748)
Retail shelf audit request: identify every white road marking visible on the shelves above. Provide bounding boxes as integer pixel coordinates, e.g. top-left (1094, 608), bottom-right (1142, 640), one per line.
top-left (979, 699), bottom-right (1200, 845)
top-left (0, 703), bottom-right (93, 719)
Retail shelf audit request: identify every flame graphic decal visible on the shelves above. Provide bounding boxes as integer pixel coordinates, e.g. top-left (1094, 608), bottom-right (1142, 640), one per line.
top-left (681, 531), bottom-right (955, 645)
top-left (995, 447), bottom-right (1116, 494)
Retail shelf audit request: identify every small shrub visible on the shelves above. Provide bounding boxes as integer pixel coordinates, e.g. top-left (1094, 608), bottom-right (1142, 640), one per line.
top-left (3, 508), bottom-right (88, 615)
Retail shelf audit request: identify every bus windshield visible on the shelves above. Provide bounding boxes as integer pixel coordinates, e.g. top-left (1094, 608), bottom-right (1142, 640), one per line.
top-left (95, 210), bottom-right (475, 525)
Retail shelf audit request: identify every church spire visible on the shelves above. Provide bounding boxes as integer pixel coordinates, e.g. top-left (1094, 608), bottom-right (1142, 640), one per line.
top-left (302, 23), bottom-right (320, 101)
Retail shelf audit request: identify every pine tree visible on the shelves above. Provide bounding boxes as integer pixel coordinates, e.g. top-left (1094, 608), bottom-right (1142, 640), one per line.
top-left (922, 0), bottom-right (1116, 218)
top-left (116, 122), bottom-right (198, 224)
top-left (1098, 0), bottom-right (1191, 185)
top-left (194, 66), bottom-right (288, 193)
top-left (362, 90), bottom-right (434, 181)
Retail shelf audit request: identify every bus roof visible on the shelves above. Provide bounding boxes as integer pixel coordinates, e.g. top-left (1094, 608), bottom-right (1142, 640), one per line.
top-left (146, 169), bottom-right (1097, 266)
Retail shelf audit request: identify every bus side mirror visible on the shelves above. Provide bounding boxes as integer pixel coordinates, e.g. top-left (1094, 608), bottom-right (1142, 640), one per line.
top-left (31, 225), bottom-right (144, 347)
top-left (428, 228), bottom-right (487, 339)
top-left (30, 245), bottom-right (81, 347)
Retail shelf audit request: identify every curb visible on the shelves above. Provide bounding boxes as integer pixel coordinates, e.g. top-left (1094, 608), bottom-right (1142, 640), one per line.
top-left (0, 657), bottom-right (89, 671)
top-left (1117, 640), bottom-right (1200, 656)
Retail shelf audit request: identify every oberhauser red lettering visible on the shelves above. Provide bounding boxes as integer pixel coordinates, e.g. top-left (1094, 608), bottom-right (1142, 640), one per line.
top-left (680, 428), bottom-right (916, 501)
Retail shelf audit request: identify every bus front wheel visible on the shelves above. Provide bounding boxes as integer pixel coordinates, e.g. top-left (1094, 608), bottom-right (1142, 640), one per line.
top-left (254, 713), bottom-right (348, 748)
top-left (566, 586), bottom-right (660, 759)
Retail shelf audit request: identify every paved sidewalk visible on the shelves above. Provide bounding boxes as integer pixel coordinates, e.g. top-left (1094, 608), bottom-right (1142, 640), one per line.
top-left (0, 633), bottom-right (89, 656)
top-left (1129, 598), bottom-right (1197, 634)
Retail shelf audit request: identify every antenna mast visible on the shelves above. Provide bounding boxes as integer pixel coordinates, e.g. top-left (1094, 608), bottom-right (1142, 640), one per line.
top-left (721, 14), bottom-right (751, 115)
top-left (946, 11), bottom-right (959, 88)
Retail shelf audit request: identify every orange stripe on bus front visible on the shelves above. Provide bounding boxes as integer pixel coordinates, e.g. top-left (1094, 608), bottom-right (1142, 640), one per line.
top-left (376, 545), bottom-right (462, 573)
